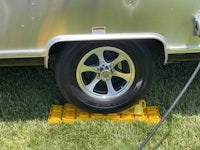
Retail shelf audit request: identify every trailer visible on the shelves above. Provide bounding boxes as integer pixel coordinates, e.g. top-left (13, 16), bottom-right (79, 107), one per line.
top-left (0, 0), bottom-right (200, 112)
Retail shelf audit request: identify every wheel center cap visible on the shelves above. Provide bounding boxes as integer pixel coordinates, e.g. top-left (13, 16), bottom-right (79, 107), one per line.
top-left (100, 70), bottom-right (112, 81)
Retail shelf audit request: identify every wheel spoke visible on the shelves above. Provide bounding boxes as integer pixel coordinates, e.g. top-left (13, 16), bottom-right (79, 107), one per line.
top-left (80, 64), bottom-right (97, 73)
top-left (94, 49), bottom-right (105, 62)
top-left (112, 54), bottom-right (126, 67)
top-left (86, 76), bottom-right (100, 92)
top-left (106, 80), bottom-right (117, 95)
top-left (113, 70), bottom-right (131, 82)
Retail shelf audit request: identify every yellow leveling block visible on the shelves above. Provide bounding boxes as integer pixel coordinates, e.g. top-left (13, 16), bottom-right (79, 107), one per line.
top-left (48, 100), bottom-right (161, 124)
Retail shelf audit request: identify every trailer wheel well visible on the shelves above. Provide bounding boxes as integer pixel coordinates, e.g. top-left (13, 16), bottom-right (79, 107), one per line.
top-left (136, 39), bottom-right (165, 63)
top-left (48, 39), bottom-right (165, 69)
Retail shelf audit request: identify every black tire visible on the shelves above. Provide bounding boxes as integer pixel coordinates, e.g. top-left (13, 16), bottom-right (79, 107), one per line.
top-left (56, 41), bottom-right (154, 113)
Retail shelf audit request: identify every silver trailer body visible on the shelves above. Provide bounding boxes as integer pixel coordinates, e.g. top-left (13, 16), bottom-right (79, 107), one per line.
top-left (0, 0), bottom-right (200, 66)
top-left (1, 0), bottom-right (200, 112)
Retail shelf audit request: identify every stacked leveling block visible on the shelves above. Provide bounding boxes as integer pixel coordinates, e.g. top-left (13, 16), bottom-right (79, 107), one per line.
top-left (48, 100), bottom-right (161, 124)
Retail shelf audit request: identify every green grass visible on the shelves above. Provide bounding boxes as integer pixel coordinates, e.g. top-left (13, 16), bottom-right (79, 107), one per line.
top-left (0, 62), bottom-right (200, 150)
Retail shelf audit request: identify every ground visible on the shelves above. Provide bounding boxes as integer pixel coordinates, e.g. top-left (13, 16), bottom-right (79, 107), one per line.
top-left (0, 61), bottom-right (200, 149)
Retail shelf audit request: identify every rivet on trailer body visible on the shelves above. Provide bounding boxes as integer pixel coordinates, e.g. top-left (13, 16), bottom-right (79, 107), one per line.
top-left (127, 0), bottom-right (137, 6)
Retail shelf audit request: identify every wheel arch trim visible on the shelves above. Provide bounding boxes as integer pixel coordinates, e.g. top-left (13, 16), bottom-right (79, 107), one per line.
top-left (44, 33), bottom-right (168, 68)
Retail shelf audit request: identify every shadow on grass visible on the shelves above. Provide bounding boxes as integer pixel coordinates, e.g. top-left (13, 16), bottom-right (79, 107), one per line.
top-left (0, 66), bottom-right (65, 122)
top-left (0, 61), bottom-right (200, 122)
top-left (146, 61), bottom-right (200, 116)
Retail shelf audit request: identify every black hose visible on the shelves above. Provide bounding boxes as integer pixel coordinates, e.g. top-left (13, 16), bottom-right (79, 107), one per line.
top-left (138, 62), bottom-right (200, 150)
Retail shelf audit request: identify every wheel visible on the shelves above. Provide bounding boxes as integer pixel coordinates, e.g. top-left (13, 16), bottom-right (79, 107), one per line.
top-left (56, 41), bottom-right (154, 113)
